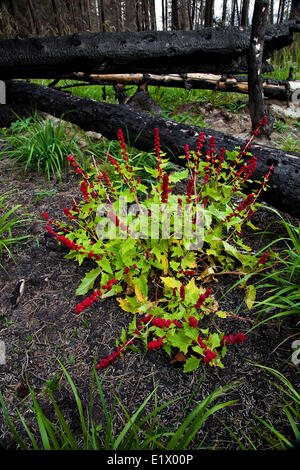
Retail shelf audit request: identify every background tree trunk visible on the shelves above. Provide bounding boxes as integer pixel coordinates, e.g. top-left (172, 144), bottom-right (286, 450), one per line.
top-left (290, 0), bottom-right (300, 20)
top-left (222, 0), bottom-right (227, 24)
top-left (172, 0), bottom-right (179, 30)
top-left (204, 0), bottom-right (214, 27)
top-left (248, 0), bottom-right (274, 136)
top-left (241, 0), bottom-right (249, 26)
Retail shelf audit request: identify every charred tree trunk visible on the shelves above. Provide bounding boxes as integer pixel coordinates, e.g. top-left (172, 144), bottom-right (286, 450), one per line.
top-left (0, 24), bottom-right (299, 79)
top-left (290, 0), bottom-right (300, 20)
top-left (222, 0), bottom-right (227, 24)
top-left (248, 1), bottom-right (274, 137)
top-left (172, 0), bottom-right (180, 30)
top-left (204, 0), bottom-right (214, 27)
top-left (241, 0), bottom-right (249, 26)
top-left (3, 80), bottom-right (300, 218)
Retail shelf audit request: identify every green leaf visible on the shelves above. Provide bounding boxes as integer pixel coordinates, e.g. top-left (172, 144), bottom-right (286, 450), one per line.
top-left (183, 356), bottom-right (201, 373)
top-left (99, 257), bottom-right (113, 274)
top-left (161, 276), bottom-right (182, 290)
top-left (244, 284), bottom-right (256, 310)
top-left (170, 261), bottom-right (180, 272)
top-left (167, 329), bottom-right (190, 354)
top-left (183, 323), bottom-right (199, 341)
top-left (76, 266), bottom-right (101, 296)
top-left (215, 310), bottom-right (227, 318)
top-left (169, 169), bottom-right (189, 183)
top-left (208, 333), bottom-right (221, 350)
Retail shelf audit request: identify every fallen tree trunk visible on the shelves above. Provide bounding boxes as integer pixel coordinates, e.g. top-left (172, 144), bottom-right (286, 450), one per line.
top-left (68, 72), bottom-right (300, 102)
top-left (3, 80), bottom-right (300, 218)
top-left (0, 23), bottom-right (299, 79)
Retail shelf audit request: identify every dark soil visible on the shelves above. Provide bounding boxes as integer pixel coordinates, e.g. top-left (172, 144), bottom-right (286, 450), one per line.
top-left (0, 117), bottom-right (299, 451)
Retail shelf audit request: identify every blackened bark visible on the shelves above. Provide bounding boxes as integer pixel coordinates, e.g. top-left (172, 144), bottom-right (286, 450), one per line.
top-left (1, 23), bottom-right (299, 80)
top-left (204, 0), bottom-right (214, 27)
top-left (4, 80), bottom-right (300, 218)
top-left (247, 1), bottom-right (274, 136)
top-left (241, 0), bottom-right (249, 26)
top-left (222, 0), bottom-right (227, 24)
top-left (172, 0), bottom-right (180, 30)
top-left (290, 0), bottom-right (300, 20)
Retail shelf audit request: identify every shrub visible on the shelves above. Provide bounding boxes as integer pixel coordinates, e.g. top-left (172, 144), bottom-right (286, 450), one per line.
top-left (42, 119), bottom-right (276, 372)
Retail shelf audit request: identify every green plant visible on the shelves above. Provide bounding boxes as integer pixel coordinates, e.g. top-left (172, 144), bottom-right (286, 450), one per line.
top-left (34, 189), bottom-right (58, 204)
top-left (1, 114), bottom-right (86, 180)
top-left (2, 317), bottom-right (13, 327)
top-left (0, 191), bottom-right (31, 268)
top-left (251, 364), bottom-right (300, 450)
top-left (245, 209), bottom-right (300, 332)
top-left (276, 133), bottom-right (300, 153)
top-left (0, 360), bottom-right (240, 450)
top-left (44, 374), bottom-right (61, 395)
top-left (273, 120), bottom-right (289, 133)
top-left (42, 120), bottom-right (276, 373)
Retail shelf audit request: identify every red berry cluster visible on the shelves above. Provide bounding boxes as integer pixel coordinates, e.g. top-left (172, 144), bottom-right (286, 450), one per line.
top-left (67, 154), bottom-right (84, 176)
top-left (96, 339), bottom-right (134, 370)
top-left (233, 155), bottom-right (257, 191)
top-left (186, 178), bottom-right (195, 203)
top-left (222, 332), bottom-right (246, 346)
top-left (161, 173), bottom-right (169, 203)
top-left (188, 316), bottom-right (198, 328)
top-left (180, 270), bottom-right (196, 276)
top-left (148, 337), bottom-right (164, 350)
top-left (195, 288), bottom-right (212, 309)
top-left (180, 284), bottom-right (185, 301)
top-left (99, 169), bottom-right (117, 195)
top-left (154, 128), bottom-right (163, 181)
top-left (75, 278), bottom-right (117, 315)
top-left (257, 252), bottom-right (270, 266)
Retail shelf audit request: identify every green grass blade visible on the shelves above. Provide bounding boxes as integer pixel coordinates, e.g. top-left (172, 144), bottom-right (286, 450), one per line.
top-left (0, 391), bottom-right (29, 450)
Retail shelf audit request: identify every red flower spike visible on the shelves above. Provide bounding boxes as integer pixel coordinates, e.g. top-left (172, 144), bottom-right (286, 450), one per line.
top-left (180, 285), bottom-right (185, 301)
top-left (161, 173), bottom-right (169, 203)
top-left (189, 316), bottom-right (198, 328)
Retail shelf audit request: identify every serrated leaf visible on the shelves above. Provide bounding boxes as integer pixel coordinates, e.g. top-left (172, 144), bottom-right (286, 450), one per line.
top-left (170, 261), bottom-right (180, 271)
top-left (183, 323), bottom-right (199, 341)
top-left (183, 356), bottom-right (201, 373)
top-left (167, 330), bottom-right (189, 354)
top-left (121, 328), bottom-right (127, 343)
top-left (161, 254), bottom-right (168, 275)
top-left (215, 310), bottom-right (227, 318)
top-left (161, 277), bottom-right (182, 290)
top-left (76, 266), bottom-right (101, 296)
top-left (117, 297), bottom-right (138, 313)
top-left (169, 169), bottom-right (189, 183)
top-left (244, 284), bottom-right (256, 309)
top-left (99, 257), bottom-right (112, 274)
top-left (208, 333), bottom-right (221, 349)
top-left (133, 276), bottom-right (148, 303)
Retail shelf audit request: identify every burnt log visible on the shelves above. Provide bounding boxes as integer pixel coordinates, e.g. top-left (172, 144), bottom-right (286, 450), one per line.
top-left (3, 80), bottom-right (300, 218)
top-left (0, 23), bottom-right (299, 79)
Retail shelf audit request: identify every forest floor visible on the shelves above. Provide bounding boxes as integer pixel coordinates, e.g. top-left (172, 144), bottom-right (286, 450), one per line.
top-left (0, 101), bottom-right (299, 451)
